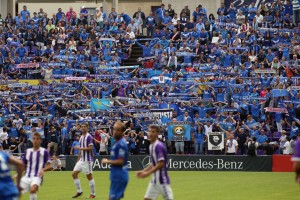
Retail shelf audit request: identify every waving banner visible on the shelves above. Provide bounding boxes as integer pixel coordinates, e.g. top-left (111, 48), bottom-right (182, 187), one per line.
top-left (8, 83), bottom-right (29, 88)
top-left (254, 69), bottom-right (276, 74)
top-left (208, 132), bottom-right (225, 151)
top-left (224, 0), bottom-right (273, 9)
top-left (90, 98), bottom-right (111, 111)
top-left (133, 113), bottom-right (155, 118)
top-left (16, 63), bottom-right (39, 69)
top-left (64, 77), bottom-right (87, 81)
top-left (265, 107), bottom-right (288, 113)
top-left (288, 86), bottom-right (300, 90)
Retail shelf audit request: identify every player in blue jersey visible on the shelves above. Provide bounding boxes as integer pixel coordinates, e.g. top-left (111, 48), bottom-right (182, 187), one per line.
top-left (102, 121), bottom-right (129, 200)
top-left (0, 144), bottom-right (24, 200)
top-left (136, 125), bottom-right (174, 200)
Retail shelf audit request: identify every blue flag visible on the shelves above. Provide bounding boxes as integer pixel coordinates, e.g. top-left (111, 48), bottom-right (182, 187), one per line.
top-left (272, 89), bottom-right (289, 97)
top-left (167, 123), bottom-right (191, 141)
top-left (90, 98), bottom-right (111, 111)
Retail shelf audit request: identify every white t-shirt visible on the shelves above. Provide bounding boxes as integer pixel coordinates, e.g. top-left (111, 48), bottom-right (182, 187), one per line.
top-left (0, 131), bottom-right (8, 142)
top-left (13, 118), bottom-right (23, 129)
top-left (255, 14), bottom-right (264, 23)
top-left (283, 141), bottom-right (292, 155)
top-left (204, 125), bottom-right (213, 136)
top-left (36, 127), bottom-right (45, 138)
top-left (226, 139), bottom-right (238, 153)
top-left (99, 136), bottom-right (108, 152)
top-left (44, 68), bottom-right (53, 79)
top-left (51, 159), bottom-right (62, 169)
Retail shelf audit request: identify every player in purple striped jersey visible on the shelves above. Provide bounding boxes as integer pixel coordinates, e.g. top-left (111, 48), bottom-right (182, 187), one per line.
top-left (72, 123), bottom-right (96, 199)
top-left (21, 132), bottom-right (52, 200)
top-left (292, 138), bottom-right (300, 184)
top-left (136, 125), bottom-right (174, 200)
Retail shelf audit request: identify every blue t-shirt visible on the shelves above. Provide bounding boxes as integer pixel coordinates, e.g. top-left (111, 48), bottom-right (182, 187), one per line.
top-left (71, 141), bottom-right (80, 155)
top-left (194, 132), bottom-right (204, 143)
top-left (47, 104), bottom-right (56, 116)
top-left (61, 127), bottom-right (68, 140)
top-left (257, 134), bottom-right (268, 144)
top-left (250, 104), bottom-right (260, 117)
top-left (0, 116), bottom-right (4, 127)
top-left (110, 137), bottom-right (129, 182)
top-left (10, 127), bottom-right (18, 138)
top-left (0, 152), bottom-right (19, 198)
top-left (290, 126), bottom-right (299, 138)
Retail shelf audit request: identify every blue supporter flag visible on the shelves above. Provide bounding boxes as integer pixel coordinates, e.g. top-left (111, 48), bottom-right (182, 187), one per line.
top-left (90, 98), bottom-right (111, 111)
top-left (272, 89), bottom-right (289, 97)
top-left (167, 123), bottom-right (191, 141)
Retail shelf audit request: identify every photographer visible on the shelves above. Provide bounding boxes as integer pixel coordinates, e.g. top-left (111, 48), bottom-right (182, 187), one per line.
top-left (47, 125), bottom-right (59, 156)
top-left (247, 137), bottom-right (259, 156)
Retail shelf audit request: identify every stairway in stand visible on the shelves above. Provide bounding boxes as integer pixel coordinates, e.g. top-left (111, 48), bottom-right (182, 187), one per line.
top-left (122, 35), bottom-right (148, 66)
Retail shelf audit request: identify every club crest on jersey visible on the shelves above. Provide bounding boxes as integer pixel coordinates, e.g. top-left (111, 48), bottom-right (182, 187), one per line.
top-left (173, 126), bottom-right (185, 136)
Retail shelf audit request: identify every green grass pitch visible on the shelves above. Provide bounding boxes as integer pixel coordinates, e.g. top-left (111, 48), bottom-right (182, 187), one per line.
top-left (21, 171), bottom-right (298, 200)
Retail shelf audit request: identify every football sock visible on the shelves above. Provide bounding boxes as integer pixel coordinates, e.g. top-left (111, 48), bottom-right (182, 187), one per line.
top-left (30, 193), bottom-right (37, 200)
top-left (89, 179), bottom-right (95, 196)
top-left (74, 179), bottom-right (82, 193)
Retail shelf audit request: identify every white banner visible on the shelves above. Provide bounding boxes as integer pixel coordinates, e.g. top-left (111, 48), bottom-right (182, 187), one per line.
top-left (208, 132), bottom-right (224, 150)
top-left (133, 113), bottom-right (155, 118)
top-left (64, 77), bottom-right (87, 81)
top-left (26, 111), bottom-right (43, 115)
top-left (288, 86), bottom-right (300, 90)
top-left (265, 107), bottom-right (288, 113)
top-left (8, 83), bottom-right (29, 88)
top-left (254, 69), bottom-right (276, 74)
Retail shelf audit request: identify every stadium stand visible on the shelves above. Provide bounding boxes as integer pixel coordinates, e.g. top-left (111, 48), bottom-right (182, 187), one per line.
top-left (0, 1), bottom-right (300, 157)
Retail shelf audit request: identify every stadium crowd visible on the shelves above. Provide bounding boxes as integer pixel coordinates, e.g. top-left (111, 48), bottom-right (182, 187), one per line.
top-left (0, 1), bottom-right (300, 157)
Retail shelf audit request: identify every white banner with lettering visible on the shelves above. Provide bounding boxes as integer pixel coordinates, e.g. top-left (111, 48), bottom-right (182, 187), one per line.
top-left (150, 109), bottom-right (173, 121)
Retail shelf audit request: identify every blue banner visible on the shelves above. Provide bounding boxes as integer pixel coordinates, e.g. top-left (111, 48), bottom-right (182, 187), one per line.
top-left (67, 119), bottom-right (104, 131)
top-left (167, 122), bottom-right (191, 141)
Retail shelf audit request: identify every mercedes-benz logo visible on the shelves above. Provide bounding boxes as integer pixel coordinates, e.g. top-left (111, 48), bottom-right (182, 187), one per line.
top-left (141, 156), bottom-right (151, 168)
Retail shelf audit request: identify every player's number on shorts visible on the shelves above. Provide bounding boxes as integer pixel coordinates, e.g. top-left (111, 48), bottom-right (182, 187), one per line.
top-left (0, 154), bottom-right (9, 171)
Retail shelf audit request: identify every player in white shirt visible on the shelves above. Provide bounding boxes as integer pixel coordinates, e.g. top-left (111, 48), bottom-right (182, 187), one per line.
top-left (71, 122), bottom-right (96, 199)
top-left (226, 133), bottom-right (238, 155)
top-left (21, 132), bottom-right (52, 200)
top-left (137, 125), bottom-right (174, 200)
